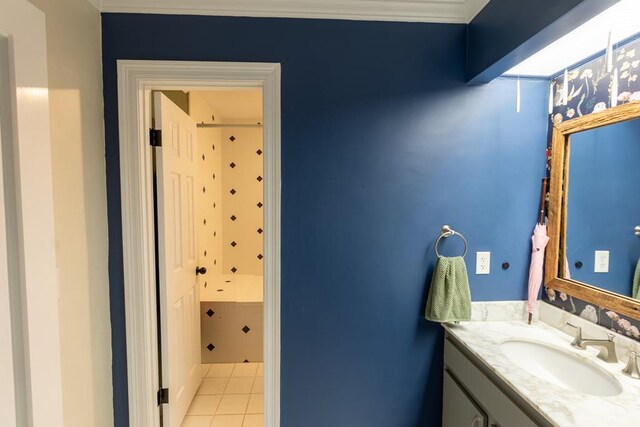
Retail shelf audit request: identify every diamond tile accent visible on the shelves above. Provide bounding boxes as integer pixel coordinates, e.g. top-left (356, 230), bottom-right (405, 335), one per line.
top-left (242, 326), bottom-right (250, 334)
top-left (257, 228), bottom-right (263, 234)
top-left (231, 241), bottom-right (237, 247)
top-left (212, 143), bottom-right (215, 151)
top-left (256, 149), bottom-right (262, 155)
top-left (202, 186), bottom-right (206, 193)
top-left (256, 176), bottom-right (263, 182)
top-left (203, 218), bottom-right (207, 225)
top-left (214, 259), bottom-right (217, 265)
top-left (257, 254), bottom-right (263, 260)
top-left (231, 267), bottom-right (237, 273)
top-left (212, 173), bottom-right (216, 180)
top-left (207, 343), bottom-right (215, 351)
top-left (257, 202), bottom-right (263, 208)
top-left (214, 231), bottom-right (217, 237)
top-left (230, 188), bottom-right (236, 195)
top-left (229, 135), bottom-right (236, 142)
top-left (229, 162), bottom-right (236, 168)
top-left (204, 250), bottom-right (207, 257)
top-left (206, 309), bottom-right (215, 317)
top-left (202, 154), bottom-right (205, 161)
top-left (230, 215), bottom-right (237, 221)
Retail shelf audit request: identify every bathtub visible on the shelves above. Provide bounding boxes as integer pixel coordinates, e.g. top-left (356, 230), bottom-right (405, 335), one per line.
top-left (200, 274), bottom-right (263, 363)
top-left (200, 274), bottom-right (263, 303)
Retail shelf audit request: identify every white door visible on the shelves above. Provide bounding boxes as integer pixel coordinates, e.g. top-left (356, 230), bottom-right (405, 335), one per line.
top-left (154, 92), bottom-right (201, 427)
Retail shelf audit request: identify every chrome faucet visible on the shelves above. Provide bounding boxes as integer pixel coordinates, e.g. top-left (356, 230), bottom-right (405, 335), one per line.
top-left (566, 322), bottom-right (618, 363)
top-left (622, 351), bottom-right (640, 379)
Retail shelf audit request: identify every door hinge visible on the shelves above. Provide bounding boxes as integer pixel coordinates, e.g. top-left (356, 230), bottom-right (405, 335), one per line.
top-left (150, 129), bottom-right (162, 147)
top-left (157, 388), bottom-right (169, 405)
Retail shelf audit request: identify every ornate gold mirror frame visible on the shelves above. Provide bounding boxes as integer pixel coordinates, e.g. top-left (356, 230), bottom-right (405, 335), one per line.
top-left (545, 102), bottom-right (640, 320)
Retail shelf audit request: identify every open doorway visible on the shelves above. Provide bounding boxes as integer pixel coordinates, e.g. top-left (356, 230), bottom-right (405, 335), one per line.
top-left (117, 61), bottom-right (280, 427)
top-left (154, 88), bottom-right (265, 426)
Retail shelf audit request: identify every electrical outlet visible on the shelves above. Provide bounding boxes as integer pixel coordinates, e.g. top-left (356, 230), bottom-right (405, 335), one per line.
top-left (594, 250), bottom-right (609, 273)
top-left (476, 251), bottom-right (490, 275)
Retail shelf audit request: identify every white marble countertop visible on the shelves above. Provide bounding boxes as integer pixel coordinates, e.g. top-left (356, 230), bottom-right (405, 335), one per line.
top-left (444, 319), bottom-right (640, 426)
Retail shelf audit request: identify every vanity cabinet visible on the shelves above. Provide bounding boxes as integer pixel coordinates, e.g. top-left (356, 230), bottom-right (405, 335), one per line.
top-left (443, 371), bottom-right (487, 427)
top-left (443, 333), bottom-right (550, 427)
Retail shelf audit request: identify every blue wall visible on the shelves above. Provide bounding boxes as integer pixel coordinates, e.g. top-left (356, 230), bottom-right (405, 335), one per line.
top-left (101, 14), bottom-right (549, 426)
top-left (566, 118), bottom-right (640, 295)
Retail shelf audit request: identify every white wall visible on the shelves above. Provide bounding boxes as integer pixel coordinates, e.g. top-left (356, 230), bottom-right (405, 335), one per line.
top-left (25, 0), bottom-right (113, 426)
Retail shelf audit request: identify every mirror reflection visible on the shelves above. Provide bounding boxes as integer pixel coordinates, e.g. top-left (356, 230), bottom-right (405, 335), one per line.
top-left (563, 118), bottom-right (640, 298)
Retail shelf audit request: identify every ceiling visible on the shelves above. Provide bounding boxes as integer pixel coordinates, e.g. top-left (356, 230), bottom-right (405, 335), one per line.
top-left (191, 88), bottom-right (263, 122)
top-left (97, 0), bottom-right (491, 23)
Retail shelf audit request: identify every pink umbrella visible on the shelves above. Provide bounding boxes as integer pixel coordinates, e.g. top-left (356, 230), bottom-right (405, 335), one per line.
top-left (528, 223), bottom-right (550, 324)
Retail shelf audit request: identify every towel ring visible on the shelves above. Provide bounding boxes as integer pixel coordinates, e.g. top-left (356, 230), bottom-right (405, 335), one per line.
top-left (435, 225), bottom-right (468, 258)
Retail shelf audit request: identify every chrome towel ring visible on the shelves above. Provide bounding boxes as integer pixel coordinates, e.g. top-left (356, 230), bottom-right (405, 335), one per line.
top-left (435, 225), bottom-right (468, 258)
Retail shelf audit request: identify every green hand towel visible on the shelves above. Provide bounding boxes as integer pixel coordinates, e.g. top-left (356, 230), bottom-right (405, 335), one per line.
top-left (425, 256), bottom-right (471, 322)
top-left (633, 259), bottom-right (640, 300)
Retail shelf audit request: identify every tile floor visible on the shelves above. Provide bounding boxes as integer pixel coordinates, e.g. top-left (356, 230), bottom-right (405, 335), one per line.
top-left (182, 362), bottom-right (264, 427)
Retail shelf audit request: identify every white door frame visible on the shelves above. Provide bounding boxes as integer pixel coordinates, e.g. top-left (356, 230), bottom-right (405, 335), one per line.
top-left (117, 60), bottom-right (281, 427)
top-left (0, 1), bottom-right (63, 426)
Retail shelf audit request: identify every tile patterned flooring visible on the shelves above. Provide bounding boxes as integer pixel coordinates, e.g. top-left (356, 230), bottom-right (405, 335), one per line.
top-left (182, 363), bottom-right (264, 427)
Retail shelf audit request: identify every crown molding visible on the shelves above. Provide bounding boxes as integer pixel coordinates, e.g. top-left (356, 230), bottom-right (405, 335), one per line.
top-left (465, 0), bottom-right (490, 22)
top-left (99, 0), bottom-right (490, 23)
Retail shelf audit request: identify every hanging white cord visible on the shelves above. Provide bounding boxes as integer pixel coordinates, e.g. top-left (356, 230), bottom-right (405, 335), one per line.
top-left (611, 67), bottom-right (619, 107)
top-left (606, 29), bottom-right (614, 73)
top-left (548, 81), bottom-right (554, 114)
top-left (516, 77), bottom-right (521, 113)
top-left (562, 69), bottom-right (569, 106)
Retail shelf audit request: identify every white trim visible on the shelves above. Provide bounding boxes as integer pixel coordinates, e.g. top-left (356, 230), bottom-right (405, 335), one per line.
top-left (101, 0), bottom-right (489, 23)
top-left (117, 60), bottom-right (281, 427)
top-left (465, 0), bottom-right (490, 22)
top-left (0, 1), bottom-right (63, 426)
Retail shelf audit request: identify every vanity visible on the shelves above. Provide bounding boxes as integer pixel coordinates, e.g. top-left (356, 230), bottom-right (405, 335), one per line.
top-left (439, 95), bottom-right (640, 426)
top-left (441, 305), bottom-right (640, 427)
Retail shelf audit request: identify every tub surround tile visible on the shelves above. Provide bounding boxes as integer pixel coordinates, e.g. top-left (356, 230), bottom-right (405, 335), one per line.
top-left (444, 320), bottom-right (640, 426)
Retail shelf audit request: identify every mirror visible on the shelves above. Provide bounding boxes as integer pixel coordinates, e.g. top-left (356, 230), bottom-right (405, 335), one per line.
top-left (563, 118), bottom-right (640, 297)
top-left (545, 103), bottom-right (640, 320)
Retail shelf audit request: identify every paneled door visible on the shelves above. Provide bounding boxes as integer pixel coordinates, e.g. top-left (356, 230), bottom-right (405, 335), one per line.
top-left (154, 92), bottom-right (201, 427)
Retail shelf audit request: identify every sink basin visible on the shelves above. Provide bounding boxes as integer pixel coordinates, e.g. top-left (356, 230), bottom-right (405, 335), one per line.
top-left (500, 339), bottom-right (622, 397)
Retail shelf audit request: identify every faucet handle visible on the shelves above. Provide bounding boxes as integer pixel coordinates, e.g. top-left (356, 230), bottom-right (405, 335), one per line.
top-left (623, 351), bottom-right (640, 379)
top-left (566, 322), bottom-right (583, 346)
top-left (607, 333), bottom-right (616, 342)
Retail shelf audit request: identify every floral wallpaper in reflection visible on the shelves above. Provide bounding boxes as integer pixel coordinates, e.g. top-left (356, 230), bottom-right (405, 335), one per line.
top-left (550, 44), bottom-right (640, 125)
